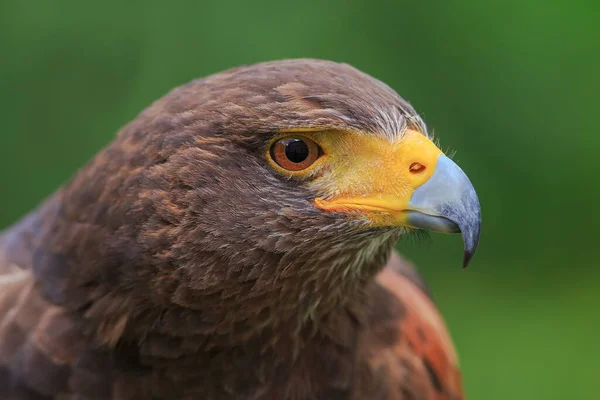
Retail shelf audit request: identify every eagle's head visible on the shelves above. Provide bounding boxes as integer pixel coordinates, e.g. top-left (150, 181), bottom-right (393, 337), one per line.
top-left (29, 59), bottom-right (480, 344)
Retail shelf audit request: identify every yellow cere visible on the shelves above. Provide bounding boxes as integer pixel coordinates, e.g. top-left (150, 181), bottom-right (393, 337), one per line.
top-left (269, 129), bottom-right (444, 227)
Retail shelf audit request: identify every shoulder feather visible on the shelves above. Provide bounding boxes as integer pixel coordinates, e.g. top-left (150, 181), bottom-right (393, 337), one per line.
top-left (360, 251), bottom-right (464, 400)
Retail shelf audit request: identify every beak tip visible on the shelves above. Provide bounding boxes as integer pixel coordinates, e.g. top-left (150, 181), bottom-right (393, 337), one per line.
top-left (462, 250), bottom-right (474, 269)
top-left (461, 222), bottom-right (480, 269)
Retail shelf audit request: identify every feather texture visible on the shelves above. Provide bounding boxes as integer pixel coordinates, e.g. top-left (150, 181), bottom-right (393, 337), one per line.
top-left (0, 238), bottom-right (463, 399)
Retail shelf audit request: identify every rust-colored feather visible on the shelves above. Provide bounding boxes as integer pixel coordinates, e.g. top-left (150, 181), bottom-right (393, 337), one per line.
top-left (359, 252), bottom-right (464, 400)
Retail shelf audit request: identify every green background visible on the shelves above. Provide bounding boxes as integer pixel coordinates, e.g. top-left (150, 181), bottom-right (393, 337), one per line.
top-left (1, 1), bottom-right (598, 398)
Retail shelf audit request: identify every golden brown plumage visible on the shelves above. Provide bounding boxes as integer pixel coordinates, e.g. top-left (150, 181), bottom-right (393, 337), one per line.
top-left (0, 59), bottom-right (479, 399)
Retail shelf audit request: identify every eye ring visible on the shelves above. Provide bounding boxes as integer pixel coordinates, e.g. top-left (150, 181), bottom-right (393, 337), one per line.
top-left (269, 137), bottom-right (322, 172)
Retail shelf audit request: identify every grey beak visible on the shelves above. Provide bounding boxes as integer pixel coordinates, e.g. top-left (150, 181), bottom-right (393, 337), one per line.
top-left (406, 155), bottom-right (481, 268)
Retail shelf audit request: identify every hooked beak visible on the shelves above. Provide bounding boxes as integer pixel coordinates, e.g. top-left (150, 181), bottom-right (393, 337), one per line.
top-left (405, 154), bottom-right (481, 267)
top-left (314, 130), bottom-right (481, 267)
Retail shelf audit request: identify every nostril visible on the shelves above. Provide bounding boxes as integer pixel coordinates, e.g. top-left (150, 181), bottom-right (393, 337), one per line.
top-left (409, 162), bottom-right (426, 174)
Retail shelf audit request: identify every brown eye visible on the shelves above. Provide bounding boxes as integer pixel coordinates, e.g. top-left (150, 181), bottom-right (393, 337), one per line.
top-left (270, 137), bottom-right (321, 171)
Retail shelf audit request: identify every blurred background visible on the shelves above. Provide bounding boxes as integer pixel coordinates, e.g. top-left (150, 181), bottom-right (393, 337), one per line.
top-left (1, 0), bottom-right (598, 398)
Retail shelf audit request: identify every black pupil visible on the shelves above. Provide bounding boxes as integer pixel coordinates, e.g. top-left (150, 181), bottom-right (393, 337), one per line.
top-left (285, 139), bottom-right (309, 163)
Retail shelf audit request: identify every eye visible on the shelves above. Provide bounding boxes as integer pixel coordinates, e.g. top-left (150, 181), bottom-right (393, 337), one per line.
top-left (269, 137), bottom-right (322, 171)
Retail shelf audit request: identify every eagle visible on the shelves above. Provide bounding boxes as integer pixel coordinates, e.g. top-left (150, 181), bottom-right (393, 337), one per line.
top-left (0, 59), bottom-right (481, 400)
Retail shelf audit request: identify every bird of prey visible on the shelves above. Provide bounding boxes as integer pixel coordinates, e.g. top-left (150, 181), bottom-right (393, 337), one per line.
top-left (0, 59), bottom-right (481, 400)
